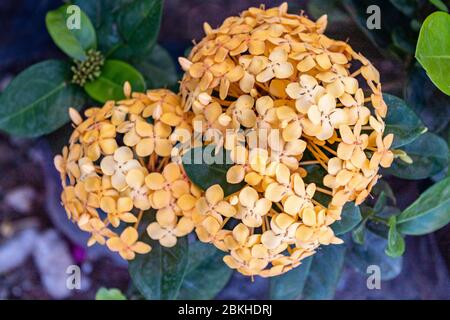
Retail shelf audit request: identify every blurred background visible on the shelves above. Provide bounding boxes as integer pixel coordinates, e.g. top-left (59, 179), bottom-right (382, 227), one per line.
top-left (0, 0), bottom-right (448, 299)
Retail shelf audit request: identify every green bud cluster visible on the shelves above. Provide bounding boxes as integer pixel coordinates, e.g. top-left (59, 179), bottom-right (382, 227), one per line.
top-left (71, 50), bottom-right (105, 87)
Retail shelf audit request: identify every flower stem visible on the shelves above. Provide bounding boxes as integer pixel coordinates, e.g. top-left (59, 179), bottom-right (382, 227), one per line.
top-left (134, 210), bottom-right (144, 229)
top-left (320, 144), bottom-right (338, 156)
top-left (315, 187), bottom-right (333, 196)
top-left (299, 160), bottom-right (321, 165)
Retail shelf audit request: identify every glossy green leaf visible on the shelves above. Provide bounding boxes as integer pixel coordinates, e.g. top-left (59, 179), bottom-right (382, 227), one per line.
top-left (270, 256), bottom-right (312, 300)
top-left (347, 231), bottom-right (403, 280)
top-left (416, 11), bottom-right (450, 96)
top-left (0, 60), bottom-right (86, 138)
top-left (270, 244), bottom-right (346, 300)
top-left (397, 176), bottom-right (450, 235)
top-left (133, 45), bottom-right (179, 90)
top-left (385, 132), bottom-right (449, 180)
top-left (385, 216), bottom-right (405, 257)
top-left (95, 287), bottom-right (127, 300)
top-left (176, 241), bottom-right (232, 300)
top-left (301, 244), bottom-right (346, 300)
top-left (84, 60), bottom-right (146, 102)
top-left (331, 202), bottom-right (362, 235)
top-left (182, 145), bottom-right (245, 196)
top-left (72, 0), bottom-right (127, 54)
top-left (107, 0), bottom-right (163, 60)
top-left (383, 93), bottom-right (427, 148)
top-left (405, 65), bottom-right (450, 133)
top-left (46, 4), bottom-right (96, 61)
top-left (129, 235), bottom-right (188, 300)
top-left (74, 0), bottom-right (163, 60)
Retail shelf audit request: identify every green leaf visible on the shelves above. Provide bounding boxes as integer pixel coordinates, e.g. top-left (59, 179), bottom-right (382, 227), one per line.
top-left (72, 0), bottom-right (126, 54)
top-left (182, 145), bottom-right (245, 197)
top-left (351, 205), bottom-right (374, 245)
top-left (107, 0), bottom-right (163, 60)
top-left (385, 132), bottom-right (449, 180)
top-left (74, 0), bottom-right (163, 60)
top-left (0, 60), bottom-right (86, 138)
top-left (129, 235), bottom-right (188, 300)
top-left (405, 65), bottom-right (450, 133)
top-left (366, 206), bottom-right (401, 239)
top-left (372, 180), bottom-right (396, 213)
top-left (301, 244), bottom-right (346, 300)
top-left (84, 59), bottom-right (146, 102)
top-left (383, 93), bottom-right (427, 148)
top-left (331, 202), bottom-right (362, 235)
top-left (429, 0), bottom-right (449, 12)
top-left (352, 217), bottom-right (368, 245)
top-left (397, 176), bottom-right (450, 235)
top-left (270, 256), bottom-right (312, 300)
top-left (176, 241), bottom-right (232, 300)
top-left (405, 64), bottom-right (450, 132)
top-left (95, 287), bottom-right (127, 300)
top-left (270, 244), bottom-right (346, 300)
top-left (385, 216), bottom-right (405, 257)
top-left (416, 11), bottom-right (450, 96)
top-left (46, 4), bottom-right (96, 61)
top-left (347, 231), bottom-right (403, 280)
top-left (133, 45), bottom-right (179, 90)
top-left (373, 191), bottom-right (388, 213)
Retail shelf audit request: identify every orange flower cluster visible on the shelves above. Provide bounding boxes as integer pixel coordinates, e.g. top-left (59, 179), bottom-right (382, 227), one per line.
top-left (55, 3), bottom-right (393, 277)
top-left (178, 3), bottom-right (392, 276)
top-left (54, 89), bottom-right (201, 260)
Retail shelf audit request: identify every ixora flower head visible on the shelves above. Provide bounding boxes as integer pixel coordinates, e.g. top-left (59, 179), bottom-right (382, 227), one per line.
top-left (55, 3), bottom-right (393, 278)
top-left (178, 2), bottom-right (392, 277)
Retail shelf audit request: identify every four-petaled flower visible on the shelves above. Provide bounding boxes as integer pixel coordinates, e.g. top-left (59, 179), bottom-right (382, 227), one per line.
top-left (100, 146), bottom-right (141, 191)
top-left (370, 133), bottom-right (394, 169)
top-left (286, 74), bottom-right (326, 113)
top-left (337, 124), bottom-right (369, 168)
top-left (106, 227), bottom-right (151, 260)
top-left (283, 174), bottom-right (315, 216)
top-left (237, 186), bottom-right (271, 227)
top-left (261, 213), bottom-right (300, 249)
top-left (305, 93), bottom-right (346, 140)
top-left (145, 163), bottom-right (190, 209)
top-left (100, 196), bottom-right (137, 228)
top-left (147, 210), bottom-right (194, 247)
top-left (256, 48), bottom-right (294, 82)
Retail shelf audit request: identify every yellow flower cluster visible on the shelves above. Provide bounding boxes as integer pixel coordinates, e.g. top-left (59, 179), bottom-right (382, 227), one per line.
top-left (55, 3), bottom-right (393, 278)
top-left (178, 3), bottom-right (393, 277)
top-left (54, 88), bottom-right (201, 259)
